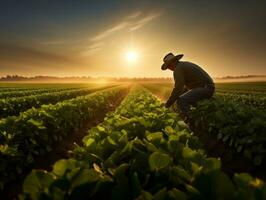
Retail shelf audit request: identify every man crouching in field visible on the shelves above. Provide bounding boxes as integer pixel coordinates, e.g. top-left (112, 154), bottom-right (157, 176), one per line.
top-left (161, 52), bottom-right (215, 118)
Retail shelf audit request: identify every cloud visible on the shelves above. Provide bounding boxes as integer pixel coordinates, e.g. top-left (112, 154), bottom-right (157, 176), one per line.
top-left (88, 42), bottom-right (104, 49)
top-left (39, 40), bottom-right (66, 45)
top-left (38, 39), bottom-right (84, 46)
top-left (80, 42), bottom-right (104, 56)
top-left (129, 13), bottom-right (161, 31)
top-left (127, 11), bottom-right (142, 19)
top-left (83, 11), bottom-right (161, 56)
top-left (90, 22), bottom-right (128, 42)
top-left (81, 47), bottom-right (102, 56)
top-left (90, 12), bottom-right (161, 41)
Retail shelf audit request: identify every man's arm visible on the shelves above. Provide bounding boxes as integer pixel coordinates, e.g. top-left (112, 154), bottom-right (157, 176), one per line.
top-left (165, 66), bottom-right (184, 107)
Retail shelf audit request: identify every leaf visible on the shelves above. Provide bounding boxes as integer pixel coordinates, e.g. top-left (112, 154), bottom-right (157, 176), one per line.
top-left (130, 172), bottom-right (142, 198)
top-left (171, 166), bottom-right (191, 181)
top-left (202, 158), bottom-right (221, 172)
top-left (214, 172), bottom-right (235, 199)
top-left (93, 163), bottom-right (102, 173)
top-left (182, 147), bottom-right (196, 159)
top-left (84, 138), bottom-right (96, 148)
top-left (237, 145), bottom-right (243, 153)
top-left (177, 121), bottom-right (188, 129)
top-left (112, 164), bottom-right (130, 199)
top-left (192, 171), bottom-right (235, 199)
top-left (234, 173), bottom-right (253, 189)
top-left (97, 125), bottom-right (105, 132)
top-left (138, 190), bottom-right (153, 200)
top-left (168, 188), bottom-right (187, 200)
top-left (146, 132), bottom-right (164, 147)
top-left (27, 118), bottom-right (46, 129)
top-left (23, 170), bottom-right (54, 195)
top-left (149, 152), bottom-right (172, 171)
top-left (222, 135), bottom-right (230, 142)
top-left (164, 126), bottom-right (175, 135)
top-left (154, 187), bottom-right (168, 200)
top-left (107, 136), bottom-right (116, 146)
top-left (53, 159), bottom-right (78, 177)
top-left (71, 169), bottom-right (100, 189)
top-left (143, 139), bottom-right (158, 152)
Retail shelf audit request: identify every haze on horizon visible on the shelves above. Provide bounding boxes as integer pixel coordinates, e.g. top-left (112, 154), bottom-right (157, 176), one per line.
top-left (0, 0), bottom-right (265, 78)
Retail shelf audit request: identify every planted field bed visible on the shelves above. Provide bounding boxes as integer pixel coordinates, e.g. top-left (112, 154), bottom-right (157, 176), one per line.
top-left (142, 82), bottom-right (266, 110)
top-left (0, 83), bottom-right (98, 89)
top-left (20, 86), bottom-right (265, 200)
top-left (215, 92), bottom-right (266, 110)
top-left (142, 83), bottom-right (266, 174)
top-left (215, 83), bottom-right (266, 110)
top-left (0, 87), bottom-right (82, 99)
top-left (0, 85), bottom-right (117, 118)
top-left (0, 85), bottom-right (129, 197)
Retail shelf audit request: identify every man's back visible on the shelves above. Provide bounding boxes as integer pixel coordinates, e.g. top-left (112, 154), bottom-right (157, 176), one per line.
top-left (176, 61), bottom-right (213, 89)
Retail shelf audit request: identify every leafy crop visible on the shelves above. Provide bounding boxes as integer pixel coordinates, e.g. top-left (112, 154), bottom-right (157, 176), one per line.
top-left (0, 87), bottom-right (81, 99)
top-left (0, 86), bottom-right (127, 191)
top-left (0, 85), bottom-right (115, 118)
top-left (143, 83), bottom-right (266, 166)
top-left (190, 98), bottom-right (266, 165)
top-left (216, 92), bottom-right (266, 110)
top-left (21, 87), bottom-right (265, 200)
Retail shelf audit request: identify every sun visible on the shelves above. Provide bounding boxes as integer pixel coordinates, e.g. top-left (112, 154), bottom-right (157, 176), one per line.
top-left (126, 51), bottom-right (139, 63)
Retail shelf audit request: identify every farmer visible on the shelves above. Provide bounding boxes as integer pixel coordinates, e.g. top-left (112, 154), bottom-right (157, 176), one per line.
top-left (161, 52), bottom-right (215, 118)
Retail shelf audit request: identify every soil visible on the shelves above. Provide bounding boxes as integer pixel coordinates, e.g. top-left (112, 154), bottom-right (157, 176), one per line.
top-left (2, 88), bottom-right (130, 200)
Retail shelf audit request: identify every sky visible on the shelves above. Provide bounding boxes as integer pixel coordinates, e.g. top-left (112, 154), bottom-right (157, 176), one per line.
top-left (0, 0), bottom-right (266, 78)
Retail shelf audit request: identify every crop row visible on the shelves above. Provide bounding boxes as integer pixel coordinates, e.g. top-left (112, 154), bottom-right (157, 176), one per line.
top-left (21, 87), bottom-right (265, 200)
top-left (0, 85), bottom-right (115, 118)
top-left (189, 99), bottom-right (266, 165)
top-left (0, 87), bottom-right (40, 92)
top-left (0, 86), bottom-right (128, 191)
top-left (215, 92), bottom-right (266, 110)
top-left (215, 82), bottom-right (266, 92)
top-left (142, 83), bottom-right (266, 110)
top-left (215, 89), bottom-right (266, 95)
top-left (0, 86), bottom-right (70, 93)
top-left (143, 84), bottom-right (266, 166)
top-left (0, 83), bottom-right (96, 93)
top-left (0, 87), bottom-right (82, 99)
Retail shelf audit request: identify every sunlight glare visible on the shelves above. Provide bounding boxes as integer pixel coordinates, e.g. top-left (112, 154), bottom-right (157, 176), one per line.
top-left (126, 51), bottom-right (138, 63)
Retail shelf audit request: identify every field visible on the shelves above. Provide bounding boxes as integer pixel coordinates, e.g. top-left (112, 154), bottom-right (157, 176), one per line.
top-left (0, 82), bottom-right (266, 199)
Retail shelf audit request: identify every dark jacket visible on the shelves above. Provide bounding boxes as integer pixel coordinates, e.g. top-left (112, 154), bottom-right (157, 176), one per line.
top-left (166, 61), bottom-right (214, 106)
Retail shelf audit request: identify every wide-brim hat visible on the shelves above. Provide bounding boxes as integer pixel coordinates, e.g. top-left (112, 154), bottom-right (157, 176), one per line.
top-left (161, 53), bottom-right (184, 70)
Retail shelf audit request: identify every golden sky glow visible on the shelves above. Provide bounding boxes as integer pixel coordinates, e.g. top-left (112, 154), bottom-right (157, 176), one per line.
top-left (126, 51), bottom-right (139, 63)
top-left (0, 1), bottom-right (265, 78)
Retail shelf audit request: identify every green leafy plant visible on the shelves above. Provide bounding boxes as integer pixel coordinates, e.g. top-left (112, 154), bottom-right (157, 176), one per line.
top-left (0, 86), bottom-right (127, 191)
top-left (21, 87), bottom-right (265, 200)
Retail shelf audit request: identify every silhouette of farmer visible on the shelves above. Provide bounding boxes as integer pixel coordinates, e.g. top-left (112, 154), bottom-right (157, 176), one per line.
top-left (161, 52), bottom-right (215, 118)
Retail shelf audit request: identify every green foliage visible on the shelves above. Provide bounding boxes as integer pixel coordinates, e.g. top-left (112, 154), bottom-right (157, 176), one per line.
top-left (0, 87), bottom-right (79, 99)
top-left (149, 152), bottom-right (172, 171)
top-left (0, 85), bottom-right (114, 118)
top-left (143, 82), bottom-right (266, 166)
top-left (0, 86), bottom-right (126, 190)
top-left (190, 98), bottom-right (266, 165)
top-left (21, 87), bottom-right (265, 200)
